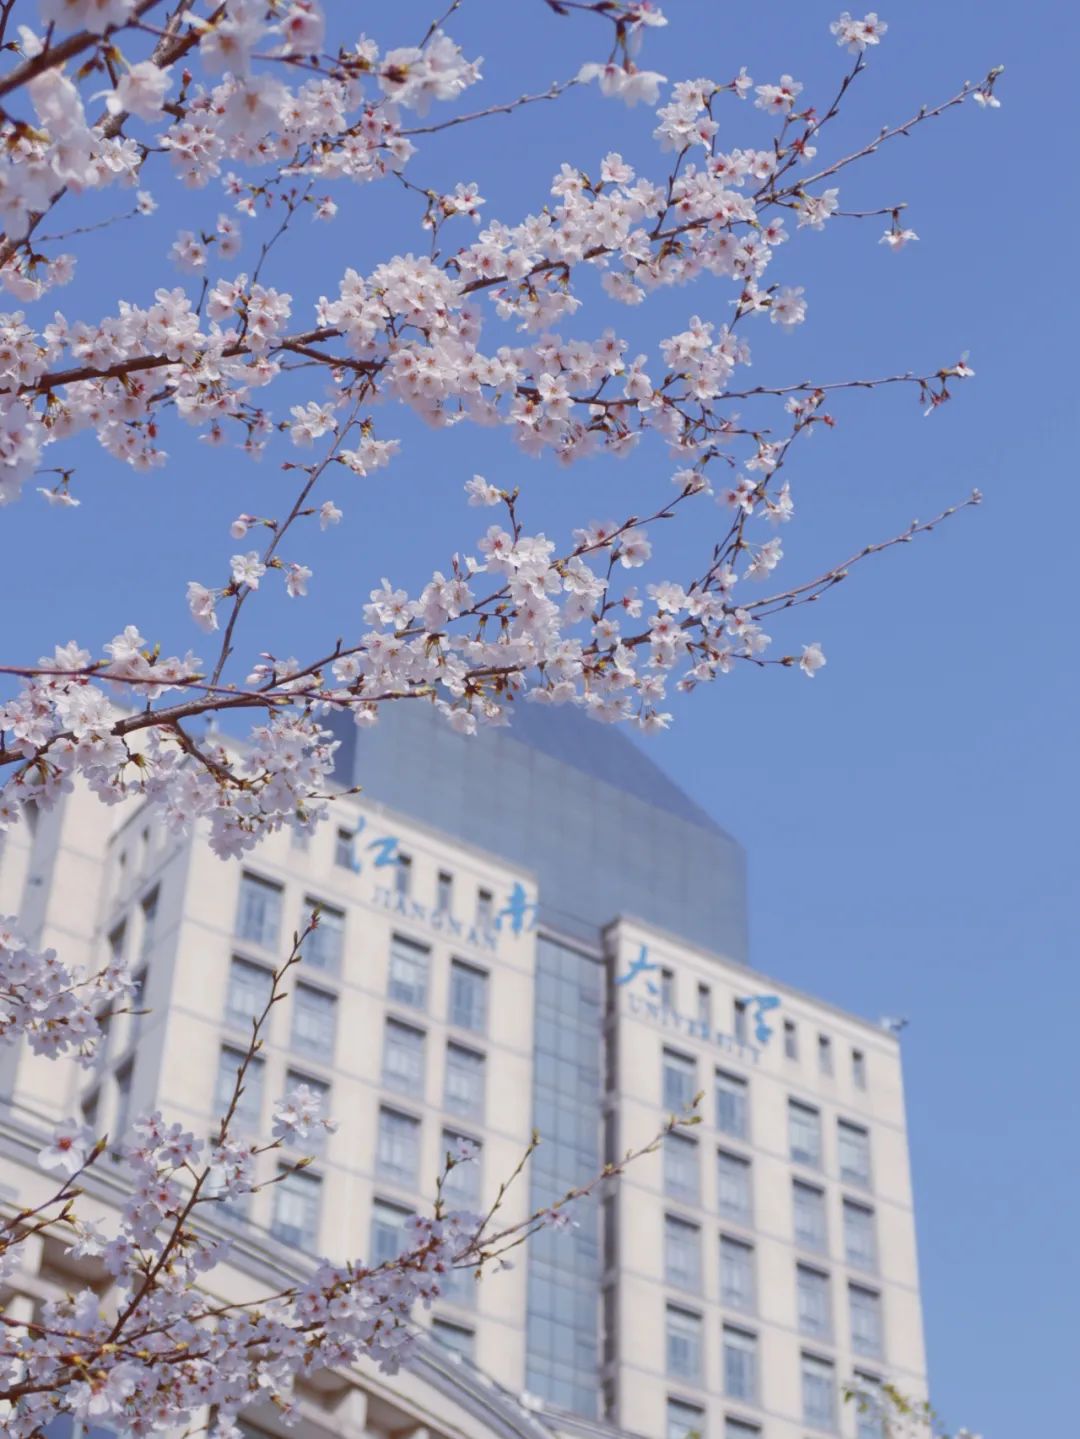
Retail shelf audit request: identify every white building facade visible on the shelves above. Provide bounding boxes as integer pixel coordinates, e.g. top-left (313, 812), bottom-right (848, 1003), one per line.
top-left (0, 705), bottom-right (926, 1439)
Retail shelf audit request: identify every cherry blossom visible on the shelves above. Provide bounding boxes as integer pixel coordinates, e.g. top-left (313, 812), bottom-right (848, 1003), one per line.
top-left (0, 4), bottom-right (1001, 1428)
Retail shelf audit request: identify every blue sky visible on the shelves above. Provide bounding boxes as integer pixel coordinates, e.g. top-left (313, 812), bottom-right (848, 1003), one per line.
top-left (4, 2), bottom-right (1075, 1434)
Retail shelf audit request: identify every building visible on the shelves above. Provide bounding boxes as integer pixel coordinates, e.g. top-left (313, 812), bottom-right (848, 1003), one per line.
top-left (0, 703), bottom-right (927, 1439)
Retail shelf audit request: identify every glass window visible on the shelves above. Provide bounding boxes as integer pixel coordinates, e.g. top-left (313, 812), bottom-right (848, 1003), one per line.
top-left (383, 1018), bottom-right (426, 1093)
top-left (852, 1049), bottom-right (867, 1089)
top-left (334, 827), bottom-right (355, 869)
top-left (291, 983), bottom-right (336, 1057)
top-left (843, 1200), bottom-right (877, 1271)
top-left (666, 1305), bottom-right (702, 1381)
top-left (139, 888), bottom-right (159, 960)
top-left (432, 1317), bottom-right (475, 1359)
top-left (660, 968), bottom-right (675, 1009)
top-left (476, 888), bottom-right (493, 927)
top-left (801, 1353), bottom-right (836, 1431)
top-left (784, 1019), bottom-right (798, 1060)
top-left (850, 1285), bottom-right (883, 1357)
top-left (724, 1422), bottom-right (760, 1439)
top-left (818, 1034), bottom-right (833, 1075)
top-left (215, 1045), bottom-right (264, 1133)
top-left (303, 900), bottom-right (344, 974)
top-left (664, 1214), bottom-right (701, 1291)
top-left (722, 1325), bottom-right (757, 1404)
top-left (236, 872), bottom-right (282, 950)
top-left (129, 967), bottom-right (148, 1049)
top-left (664, 1049), bottom-right (697, 1113)
top-left (395, 853), bottom-right (412, 897)
top-left (793, 1180), bottom-right (827, 1252)
top-left (108, 922), bottom-right (127, 964)
top-left (667, 1398), bottom-right (705, 1439)
top-left (839, 1121), bottom-right (872, 1188)
top-left (733, 1000), bottom-right (748, 1044)
top-left (445, 1042), bottom-right (485, 1118)
top-left (226, 956), bottom-right (273, 1031)
top-left (442, 1131), bottom-right (482, 1207)
top-left (371, 1198), bottom-right (410, 1265)
top-left (271, 1167), bottom-right (321, 1250)
top-left (717, 1151), bottom-right (752, 1226)
top-left (389, 934), bottom-right (429, 1010)
top-left (290, 822), bottom-right (310, 851)
top-left (715, 1070), bottom-right (748, 1139)
top-left (853, 1373), bottom-right (886, 1439)
top-left (437, 871), bottom-right (454, 913)
top-left (695, 986), bottom-right (711, 1030)
top-left (114, 1059), bottom-right (133, 1141)
top-left (284, 1069), bottom-right (330, 1151)
top-left (450, 959), bottom-right (488, 1033)
top-left (377, 1107), bottom-right (420, 1187)
top-left (664, 1132), bottom-right (699, 1203)
top-left (720, 1235), bottom-right (755, 1312)
top-left (789, 1100), bottom-right (822, 1168)
top-left (797, 1264), bottom-right (832, 1339)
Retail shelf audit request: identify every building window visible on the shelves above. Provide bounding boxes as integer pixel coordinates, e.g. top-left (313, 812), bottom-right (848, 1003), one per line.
top-left (838, 1120), bottom-right (872, 1189)
top-left (395, 852), bottom-right (412, 897)
top-left (720, 1235), bottom-right (755, 1312)
top-left (432, 1317), bottom-right (475, 1359)
top-left (334, 827), bottom-right (355, 869)
top-left (383, 1018), bottom-right (426, 1094)
top-left (303, 900), bottom-right (344, 974)
top-left (784, 1018), bottom-right (798, 1060)
top-left (437, 871), bottom-right (454, 914)
top-left (849, 1284), bottom-right (883, 1357)
top-left (226, 956), bottom-right (273, 1031)
top-left (108, 922), bottom-right (127, 964)
top-left (667, 1398), bottom-right (705, 1439)
top-left (793, 1180), bottom-right (827, 1253)
top-left (271, 1167), bottom-right (321, 1250)
top-left (139, 888), bottom-right (159, 960)
top-left (664, 1214), bottom-right (701, 1291)
top-left (215, 1045), bottom-right (265, 1133)
top-left (733, 999), bottom-right (748, 1044)
top-left (284, 1069), bottom-right (330, 1151)
top-left (442, 1254), bottom-right (477, 1309)
top-left (818, 1034), bottom-right (833, 1076)
top-left (788, 1099), bottom-right (822, 1168)
top-left (663, 1048), bottom-right (697, 1113)
top-left (129, 967), bottom-right (148, 1050)
top-left (442, 1131), bottom-right (482, 1207)
top-left (663, 1132), bottom-right (699, 1203)
top-left (715, 1070), bottom-right (748, 1140)
top-left (852, 1049), bottom-right (868, 1090)
top-left (370, 1198), bottom-right (410, 1265)
top-left (291, 983), bottom-right (337, 1058)
top-left (801, 1353), bottom-right (836, 1431)
top-left (236, 872), bottom-right (282, 950)
top-left (476, 888), bottom-right (493, 927)
top-left (696, 984), bottom-right (712, 1029)
top-left (665, 1304), bottom-right (702, 1381)
top-left (853, 1373), bottom-right (886, 1439)
top-left (660, 967), bottom-right (675, 1009)
top-left (717, 1151), bottom-right (752, 1226)
top-left (445, 1042), bottom-right (485, 1118)
top-left (724, 1422), bottom-right (761, 1439)
top-left (114, 1059), bottom-right (133, 1142)
top-left (377, 1107), bottom-right (420, 1187)
top-left (290, 823), bottom-right (310, 852)
top-left (797, 1264), bottom-right (832, 1339)
top-left (722, 1325), bottom-right (757, 1404)
top-left (843, 1199), bottom-right (877, 1271)
top-left (388, 934), bottom-right (429, 1010)
top-left (449, 958), bottom-right (488, 1033)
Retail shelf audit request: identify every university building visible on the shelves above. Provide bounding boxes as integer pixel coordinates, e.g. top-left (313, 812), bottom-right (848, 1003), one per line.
top-left (0, 704), bottom-right (927, 1439)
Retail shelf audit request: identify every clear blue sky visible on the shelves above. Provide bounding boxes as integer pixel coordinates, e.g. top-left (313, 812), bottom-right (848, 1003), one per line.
top-left (5, 3), bottom-right (1075, 1434)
